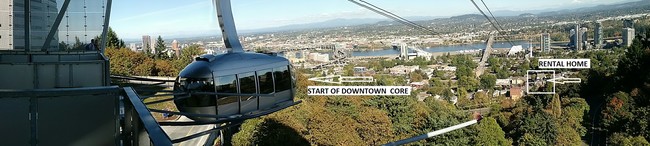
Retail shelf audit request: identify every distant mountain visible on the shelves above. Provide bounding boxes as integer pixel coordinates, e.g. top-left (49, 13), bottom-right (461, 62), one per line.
top-left (239, 18), bottom-right (385, 34)
top-left (239, 16), bottom-right (444, 34)
top-left (449, 14), bottom-right (484, 20)
top-left (490, 10), bottom-right (531, 17)
top-left (467, 0), bottom-right (645, 17)
top-left (538, 0), bottom-right (650, 16)
top-left (146, 0), bottom-right (647, 40)
top-left (519, 13), bottom-right (535, 17)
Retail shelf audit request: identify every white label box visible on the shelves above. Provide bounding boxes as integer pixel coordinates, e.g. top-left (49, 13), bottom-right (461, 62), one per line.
top-left (307, 86), bottom-right (411, 96)
top-left (538, 59), bottom-right (591, 69)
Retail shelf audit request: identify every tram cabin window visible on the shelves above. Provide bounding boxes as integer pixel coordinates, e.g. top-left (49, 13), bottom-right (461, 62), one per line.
top-left (257, 69), bottom-right (274, 94)
top-left (274, 66), bottom-right (292, 92)
top-left (179, 78), bottom-right (216, 107)
top-left (216, 75), bottom-right (239, 115)
top-left (239, 72), bottom-right (258, 112)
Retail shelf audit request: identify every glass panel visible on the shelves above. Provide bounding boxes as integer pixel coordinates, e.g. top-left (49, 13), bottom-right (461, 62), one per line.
top-left (239, 72), bottom-right (256, 94)
top-left (0, 0), bottom-right (107, 51)
top-left (239, 72), bottom-right (257, 113)
top-left (274, 66), bottom-right (291, 92)
top-left (257, 69), bottom-right (274, 94)
top-left (28, 0), bottom-right (58, 50)
top-left (175, 77), bottom-right (215, 107)
top-left (216, 75), bottom-right (238, 115)
top-left (3, 0), bottom-right (26, 50)
top-left (55, 0), bottom-right (105, 51)
top-left (42, 0), bottom-right (105, 51)
top-left (0, 1), bottom-right (12, 50)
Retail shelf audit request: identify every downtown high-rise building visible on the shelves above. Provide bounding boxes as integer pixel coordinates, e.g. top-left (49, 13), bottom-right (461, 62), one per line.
top-left (579, 27), bottom-right (588, 50)
top-left (622, 19), bottom-right (635, 47)
top-left (540, 33), bottom-right (551, 52)
top-left (623, 28), bottom-right (635, 47)
top-left (142, 35), bottom-right (151, 53)
top-left (172, 40), bottom-right (180, 58)
top-left (624, 19), bottom-right (634, 28)
top-left (150, 37), bottom-right (156, 54)
top-left (594, 21), bottom-right (603, 48)
top-left (570, 24), bottom-right (588, 50)
top-left (570, 24), bottom-right (582, 50)
top-left (1, 0), bottom-right (59, 51)
top-left (570, 29), bottom-right (576, 48)
top-left (129, 43), bottom-right (137, 52)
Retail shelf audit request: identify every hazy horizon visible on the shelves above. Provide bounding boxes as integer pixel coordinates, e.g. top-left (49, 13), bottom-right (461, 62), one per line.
top-left (111, 0), bottom-right (640, 40)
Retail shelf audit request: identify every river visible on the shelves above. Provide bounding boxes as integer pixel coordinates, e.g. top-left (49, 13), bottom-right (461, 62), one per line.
top-left (350, 40), bottom-right (533, 57)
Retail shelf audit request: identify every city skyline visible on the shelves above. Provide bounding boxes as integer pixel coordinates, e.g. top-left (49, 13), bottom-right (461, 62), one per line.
top-left (110, 0), bottom-right (639, 40)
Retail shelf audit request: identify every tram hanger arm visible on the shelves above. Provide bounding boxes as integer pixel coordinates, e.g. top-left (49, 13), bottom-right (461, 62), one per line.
top-left (213, 0), bottom-right (244, 52)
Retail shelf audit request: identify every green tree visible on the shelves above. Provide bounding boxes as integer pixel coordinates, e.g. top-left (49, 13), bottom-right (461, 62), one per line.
top-left (72, 36), bottom-right (84, 50)
top-left (472, 91), bottom-right (490, 106)
top-left (154, 35), bottom-right (167, 59)
top-left (608, 133), bottom-right (650, 146)
top-left (355, 107), bottom-right (395, 145)
top-left (419, 99), bottom-right (474, 145)
top-left (133, 58), bottom-right (155, 76)
top-left (432, 70), bottom-right (446, 79)
top-left (495, 67), bottom-right (510, 79)
top-left (458, 76), bottom-right (479, 91)
top-left (451, 54), bottom-right (477, 68)
top-left (59, 41), bottom-right (70, 50)
top-left (153, 60), bottom-right (176, 76)
top-left (508, 97), bottom-right (559, 145)
top-left (172, 44), bottom-right (204, 72)
top-left (456, 66), bottom-right (474, 78)
top-left (343, 64), bottom-right (354, 76)
top-left (364, 96), bottom-right (417, 135)
top-left (94, 27), bottom-right (125, 49)
top-left (479, 74), bottom-right (496, 90)
top-left (602, 92), bottom-right (634, 129)
top-left (474, 117), bottom-right (511, 146)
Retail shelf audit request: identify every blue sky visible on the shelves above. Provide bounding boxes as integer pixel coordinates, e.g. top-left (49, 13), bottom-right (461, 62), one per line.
top-left (110, 0), bottom-right (637, 40)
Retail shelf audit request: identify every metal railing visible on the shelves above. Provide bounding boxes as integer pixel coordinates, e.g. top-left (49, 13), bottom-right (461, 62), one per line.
top-left (122, 87), bottom-right (174, 146)
top-left (120, 86), bottom-right (301, 146)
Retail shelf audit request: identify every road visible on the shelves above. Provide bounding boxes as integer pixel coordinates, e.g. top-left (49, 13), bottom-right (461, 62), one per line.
top-left (162, 116), bottom-right (216, 146)
top-left (590, 102), bottom-right (606, 146)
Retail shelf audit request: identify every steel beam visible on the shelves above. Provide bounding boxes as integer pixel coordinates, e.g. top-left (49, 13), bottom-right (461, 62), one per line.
top-left (100, 0), bottom-right (113, 53)
top-left (24, 0), bottom-right (30, 51)
top-left (41, 0), bottom-right (72, 51)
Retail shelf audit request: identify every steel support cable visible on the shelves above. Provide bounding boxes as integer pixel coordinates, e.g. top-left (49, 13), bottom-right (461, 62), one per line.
top-left (349, 0), bottom-right (483, 50)
top-left (348, 0), bottom-right (426, 33)
top-left (383, 114), bottom-right (483, 146)
top-left (470, 0), bottom-right (515, 46)
top-left (356, 0), bottom-right (436, 34)
top-left (480, 0), bottom-right (506, 34)
top-left (470, 0), bottom-right (504, 38)
top-left (110, 75), bottom-right (176, 82)
top-left (480, 0), bottom-right (515, 46)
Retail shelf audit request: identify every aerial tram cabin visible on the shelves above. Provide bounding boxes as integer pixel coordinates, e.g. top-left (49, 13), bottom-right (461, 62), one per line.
top-left (174, 53), bottom-right (295, 122)
top-left (171, 0), bottom-right (298, 122)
